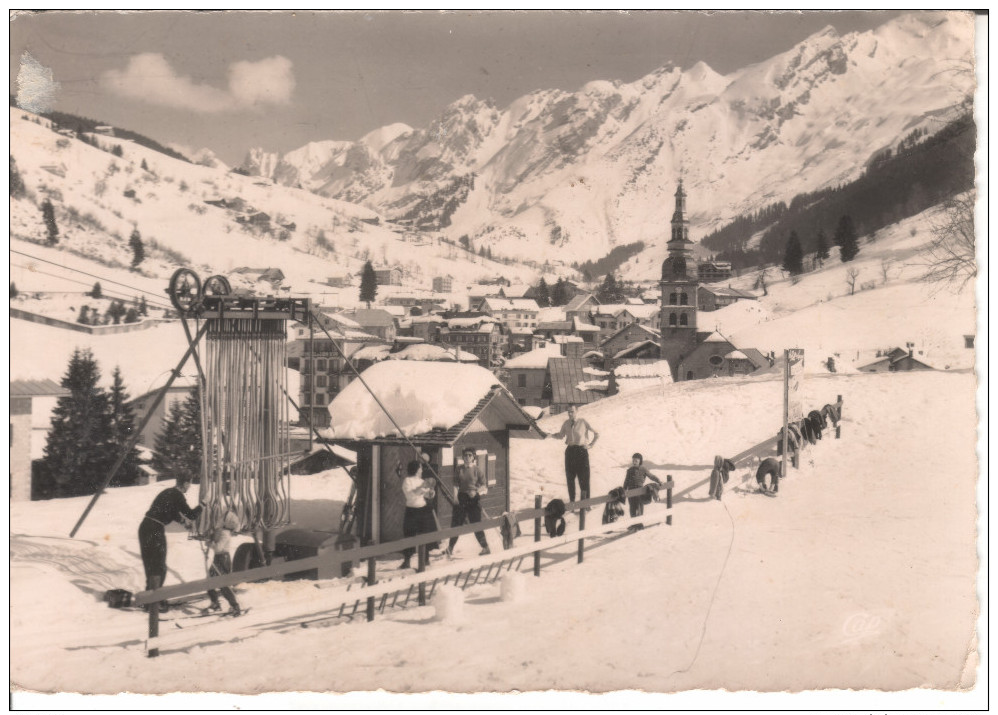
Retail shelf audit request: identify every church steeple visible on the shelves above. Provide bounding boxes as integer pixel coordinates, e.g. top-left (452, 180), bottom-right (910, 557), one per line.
top-left (659, 180), bottom-right (700, 381)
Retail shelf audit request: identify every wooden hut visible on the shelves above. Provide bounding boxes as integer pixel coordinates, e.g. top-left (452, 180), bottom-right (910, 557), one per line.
top-left (322, 361), bottom-right (545, 546)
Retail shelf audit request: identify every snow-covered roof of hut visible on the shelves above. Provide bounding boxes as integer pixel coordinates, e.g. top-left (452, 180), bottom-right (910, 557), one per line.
top-left (390, 343), bottom-right (478, 362)
top-left (322, 361), bottom-right (543, 441)
top-left (725, 349), bottom-right (749, 361)
top-left (352, 344), bottom-right (392, 362)
top-left (504, 344), bottom-right (562, 369)
top-left (614, 361), bottom-right (673, 379)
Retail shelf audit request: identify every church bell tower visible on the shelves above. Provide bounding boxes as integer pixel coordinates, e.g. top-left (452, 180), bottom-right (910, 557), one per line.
top-left (659, 180), bottom-right (700, 380)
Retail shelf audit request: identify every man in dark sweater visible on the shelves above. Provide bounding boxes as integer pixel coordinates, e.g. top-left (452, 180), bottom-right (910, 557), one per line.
top-left (138, 476), bottom-right (202, 606)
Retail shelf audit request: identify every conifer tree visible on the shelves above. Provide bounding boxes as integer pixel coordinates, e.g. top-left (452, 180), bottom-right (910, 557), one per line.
top-left (835, 215), bottom-right (860, 262)
top-left (551, 278), bottom-right (568, 307)
top-left (152, 387), bottom-right (203, 483)
top-left (815, 228), bottom-right (830, 266)
top-left (129, 228), bottom-right (145, 267)
top-left (41, 348), bottom-right (113, 497)
top-left (90, 282), bottom-right (102, 299)
top-left (138, 295), bottom-right (148, 316)
top-left (535, 277), bottom-right (551, 308)
top-left (359, 260), bottom-right (378, 307)
top-left (782, 231), bottom-right (804, 275)
top-left (41, 198), bottom-right (58, 245)
top-left (10, 155), bottom-right (25, 197)
top-left (10, 282), bottom-right (18, 299)
top-left (107, 366), bottom-right (142, 486)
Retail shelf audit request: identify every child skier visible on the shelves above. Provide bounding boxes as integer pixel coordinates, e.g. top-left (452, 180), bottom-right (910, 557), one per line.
top-left (203, 511), bottom-right (242, 616)
top-left (623, 453), bottom-right (661, 518)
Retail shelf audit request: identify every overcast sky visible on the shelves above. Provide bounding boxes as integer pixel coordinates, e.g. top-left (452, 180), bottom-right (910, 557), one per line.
top-left (10, 10), bottom-right (906, 166)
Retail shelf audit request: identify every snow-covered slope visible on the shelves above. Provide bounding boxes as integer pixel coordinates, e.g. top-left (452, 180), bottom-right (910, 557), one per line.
top-left (10, 367), bottom-right (981, 703)
top-left (9, 107), bottom-right (539, 302)
top-left (241, 12), bottom-right (976, 271)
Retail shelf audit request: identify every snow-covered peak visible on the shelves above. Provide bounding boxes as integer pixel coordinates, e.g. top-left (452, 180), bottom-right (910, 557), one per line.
top-left (360, 122), bottom-right (414, 154)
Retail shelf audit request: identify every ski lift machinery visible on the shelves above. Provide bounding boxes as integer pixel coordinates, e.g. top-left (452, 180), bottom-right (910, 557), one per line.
top-left (70, 268), bottom-right (362, 572)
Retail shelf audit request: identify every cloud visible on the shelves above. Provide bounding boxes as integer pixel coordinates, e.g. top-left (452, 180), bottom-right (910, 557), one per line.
top-left (101, 53), bottom-right (294, 112)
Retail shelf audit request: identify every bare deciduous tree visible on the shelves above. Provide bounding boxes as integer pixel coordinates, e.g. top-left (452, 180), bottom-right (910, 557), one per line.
top-left (880, 258), bottom-right (894, 285)
top-left (917, 193), bottom-right (976, 290)
top-left (846, 267), bottom-right (860, 296)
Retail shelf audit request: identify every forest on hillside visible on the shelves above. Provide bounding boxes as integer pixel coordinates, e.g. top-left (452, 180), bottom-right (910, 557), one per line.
top-left (701, 114), bottom-right (976, 270)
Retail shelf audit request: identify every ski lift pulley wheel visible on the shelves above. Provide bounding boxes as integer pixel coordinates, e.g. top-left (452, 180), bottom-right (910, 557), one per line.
top-left (168, 268), bottom-right (202, 313)
top-left (203, 274), bottom-right (232, 297)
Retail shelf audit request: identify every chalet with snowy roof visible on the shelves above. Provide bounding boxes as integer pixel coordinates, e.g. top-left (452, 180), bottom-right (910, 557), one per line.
top-left (233, 266), bottom-right (285, 288)
top-left (338, 308), bottom-right (398, 343)
top-left (547, 357), bottom-right (608, 414)
top-left (10, 379), bottom-right (69, 501)
top-left (698, 260), bottom-right (733, 283)
top-left (475, 297), bottom-right (540, 333)
top-left (697, 284), bottom-right (758, 312)
top-left (600, 323), bottom-right (662, 366)
top-left (564, 293), bottom-right (600, 323)
top-left (321, 361), bottom-right (544, 547)
top-left (502, 344), bottom-right (563, 407)
top-left (858, 347), bottom-right (936, 373)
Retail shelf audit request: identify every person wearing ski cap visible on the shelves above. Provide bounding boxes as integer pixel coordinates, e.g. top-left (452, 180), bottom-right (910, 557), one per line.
top-left (203, 511), bottom-right (242, 616)
top-left (400, 460), bottom-right (439, 569)
top-left (623, 452), bottom-right (661, 518)
top-left (137, 475), bottom-right (203, 610)
top-left (553, 405), bottom-right (598, 503)
top-left (446, 447), bottom-right (490, 556)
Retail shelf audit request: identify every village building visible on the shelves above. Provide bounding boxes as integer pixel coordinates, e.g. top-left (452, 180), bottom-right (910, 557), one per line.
top-left (372, 267), bottom-right (403, 286)
top-left (563, 293), bottom-right (600, 324)
top-left (338, 308), bottom-right (399, 343)
top-left (698, 284), bottom-right (759, 312)
top-left (437, 316), bottom-right (506, 367)
top-left (475, 297), bottom-right (540, 333)
top-left (232, 266), bottom-right (285, 289)
top-left (598, 322), bottom-right (660, 361)
top-left (289, 312), bottom-right (385, 428)
top-left (321, 362), bottom-right (544, 548)
top-left (859, 346), bottom-right (936, 373)
top-left (547, 357), bottom-right (609, 414)
top-left (675, 331), bottom-right (768, 381)
top-left (125, 381), bottom-right (198, 452)
top-left (502, 343), bottom-right (563, 407)
top-left (698, 259), bottom-right (733, 283)
top-left (432, 275), bottom-right (453, 293)
top-left (9, 379), bottom-right (69, 501)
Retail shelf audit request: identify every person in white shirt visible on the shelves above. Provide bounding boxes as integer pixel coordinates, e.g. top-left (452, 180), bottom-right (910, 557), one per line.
top-left (400, 460), bottom-right (439, 569)
top-left (552, 405), bottom-right (599, 503)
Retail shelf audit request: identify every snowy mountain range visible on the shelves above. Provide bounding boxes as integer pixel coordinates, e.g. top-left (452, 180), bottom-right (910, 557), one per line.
top-left (240, 12), bottom-right (975, 276)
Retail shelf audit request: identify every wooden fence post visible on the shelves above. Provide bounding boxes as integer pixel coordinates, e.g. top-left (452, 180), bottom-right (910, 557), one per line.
top-left (577, 505), bottom-right (586, 564)
top-left (366, 558), bottom-right (377, 622)
top-left (836, 394), bottom-right (843, 439)
top-left (417, 545), bottom-right (427, 606)
top-left (534, 495), bottom-right (542, 577)
top-left (148, 602), bottom-right (160, 658)
top-left (666, 476), bottom-right (673, 526)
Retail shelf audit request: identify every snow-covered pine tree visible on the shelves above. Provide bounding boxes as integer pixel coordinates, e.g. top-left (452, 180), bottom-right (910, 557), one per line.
top-left (359, 260), bottom-right (378, 307)
top-left (151, 387), bottom-right (203, 483)
top-left (535, 278), bottom-right (551, 308)
top-left (107, 366), bottom-right (142, 487)
top-left (40, 348), bottom-right (113, 497)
